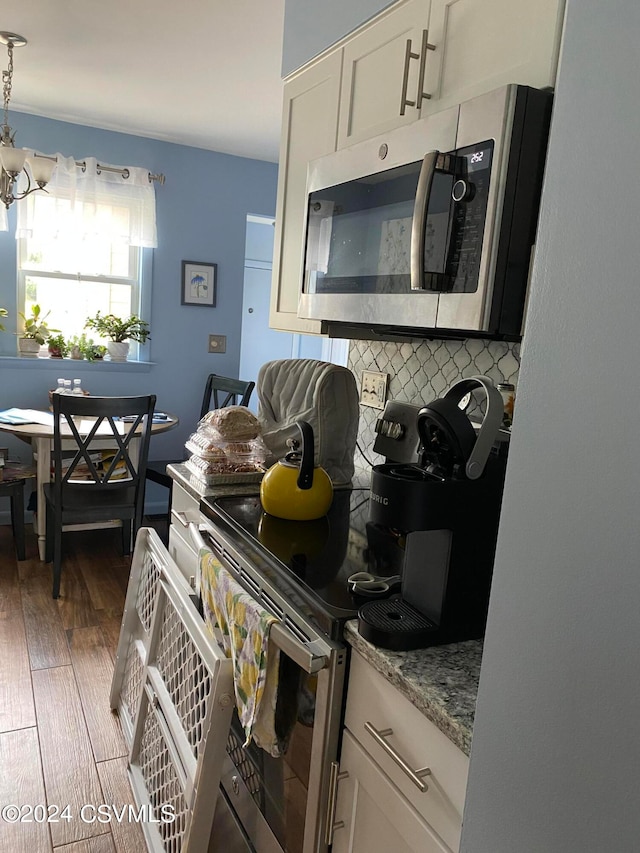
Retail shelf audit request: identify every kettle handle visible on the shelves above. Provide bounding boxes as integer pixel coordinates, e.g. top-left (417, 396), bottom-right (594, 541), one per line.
top-left (296, 421), bottom-right (315, 490)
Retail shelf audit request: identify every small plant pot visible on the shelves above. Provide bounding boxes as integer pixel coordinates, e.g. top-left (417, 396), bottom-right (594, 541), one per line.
top-left (48, 347), bottom-right (64, 359)
top-left (107, 341), bottom-right (130, 362)
top-left (18, 338), bottom-right (42, 357)
top-left (70, 346), bottom-right (83, 360)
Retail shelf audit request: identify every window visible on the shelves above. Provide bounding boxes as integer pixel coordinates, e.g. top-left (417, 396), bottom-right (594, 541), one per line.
top-left (15, 154), bottom-right (157, 361)
top-left (17, 195), bottom-right (148, 360)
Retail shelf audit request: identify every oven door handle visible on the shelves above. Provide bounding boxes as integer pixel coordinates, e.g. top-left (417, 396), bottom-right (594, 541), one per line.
top-left (189, 522), bottom-right (330, 675)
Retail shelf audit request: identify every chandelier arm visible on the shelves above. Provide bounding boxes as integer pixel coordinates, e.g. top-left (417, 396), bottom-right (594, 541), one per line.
top-left (0, 31), bottom-right (165, 215)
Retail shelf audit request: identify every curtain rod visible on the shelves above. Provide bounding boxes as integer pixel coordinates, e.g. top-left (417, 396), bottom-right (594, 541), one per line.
top-left (33, 152), bottom-right (165, 186)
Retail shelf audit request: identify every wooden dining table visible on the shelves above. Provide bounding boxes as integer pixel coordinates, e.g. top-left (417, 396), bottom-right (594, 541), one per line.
top-left (0, 410), bottom-right (179, 560)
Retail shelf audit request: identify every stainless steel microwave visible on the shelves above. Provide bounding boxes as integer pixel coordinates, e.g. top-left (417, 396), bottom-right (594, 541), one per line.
top-left (298, 85), bottom-right (552, 341)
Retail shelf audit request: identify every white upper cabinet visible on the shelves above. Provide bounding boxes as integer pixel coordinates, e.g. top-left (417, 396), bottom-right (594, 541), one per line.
top-left (337, 0), bottom-right (565, 149)
top-left (337, 0), bottom-right (431, 148)
top-left (270, 51), bottom-right (343, 334)
top-left (424, 0), bottom-right (565, 113)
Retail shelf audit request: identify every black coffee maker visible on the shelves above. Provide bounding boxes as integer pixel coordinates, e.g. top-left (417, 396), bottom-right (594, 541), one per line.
top-left (359, 376), bottom-right (509, 650)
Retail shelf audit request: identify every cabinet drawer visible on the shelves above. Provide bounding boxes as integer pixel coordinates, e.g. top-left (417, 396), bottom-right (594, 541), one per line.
top-left (172, 480), bottom-right (201, 515)
top-left (168, 523), bottom-right (199, 588)
top-left (168, 490), bottom-right (203, 586)
top-left (344, 649), bottom-right (468, 851)
top-left (334, 730), bottom-right (450, 853)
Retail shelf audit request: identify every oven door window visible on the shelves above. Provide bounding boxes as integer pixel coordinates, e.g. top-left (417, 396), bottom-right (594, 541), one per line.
top-left (224, 656), bottom-right (317, 853)
top-left (305, 161), bottom-right (423, 296)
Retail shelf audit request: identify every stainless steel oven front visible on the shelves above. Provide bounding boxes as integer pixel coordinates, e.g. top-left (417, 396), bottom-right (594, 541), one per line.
top-left (190, 522), bottom-right (347, 853)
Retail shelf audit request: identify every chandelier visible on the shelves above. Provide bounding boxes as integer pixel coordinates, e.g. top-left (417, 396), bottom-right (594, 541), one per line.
top-left (0, 32), bottom-right (56, 210)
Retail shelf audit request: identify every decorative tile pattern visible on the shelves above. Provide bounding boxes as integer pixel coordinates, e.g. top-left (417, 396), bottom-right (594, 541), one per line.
top-left (349, 337), bottom-right (520, 461)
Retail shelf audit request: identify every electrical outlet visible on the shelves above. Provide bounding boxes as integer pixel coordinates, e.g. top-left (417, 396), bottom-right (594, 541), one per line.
top-left (360, 370), bottom-right (389, 409)
top-left (208, 334), bottom-right (227, 353)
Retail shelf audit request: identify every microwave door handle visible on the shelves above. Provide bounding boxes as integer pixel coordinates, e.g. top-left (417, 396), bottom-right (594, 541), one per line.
top-left (411, 150), bottom-right (439, 290)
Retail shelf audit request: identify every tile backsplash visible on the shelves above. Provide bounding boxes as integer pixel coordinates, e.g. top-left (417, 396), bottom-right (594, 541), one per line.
top-left (349, 337), bottom-right (520, 464)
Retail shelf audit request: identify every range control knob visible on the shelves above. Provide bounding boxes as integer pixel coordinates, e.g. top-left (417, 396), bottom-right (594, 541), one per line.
top-left (452, 179), bottom-right (475, 203)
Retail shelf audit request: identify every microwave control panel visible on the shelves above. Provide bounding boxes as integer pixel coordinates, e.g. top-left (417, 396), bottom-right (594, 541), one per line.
top-left (424, 139), bottom-right (494, 294)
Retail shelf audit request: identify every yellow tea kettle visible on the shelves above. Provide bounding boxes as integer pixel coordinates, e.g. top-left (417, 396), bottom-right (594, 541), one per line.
top-left (260, 420), bottom-right (333, 521)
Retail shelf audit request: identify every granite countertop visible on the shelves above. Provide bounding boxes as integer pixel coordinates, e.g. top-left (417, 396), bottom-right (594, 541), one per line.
top-left (344, 620), bottom-right (482, 756)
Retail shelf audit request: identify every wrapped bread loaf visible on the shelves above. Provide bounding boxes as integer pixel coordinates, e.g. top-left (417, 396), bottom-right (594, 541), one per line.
top-left (199, 406), bottom-right (260, 441)
top-left (185, 405), bottom-right (267, 481)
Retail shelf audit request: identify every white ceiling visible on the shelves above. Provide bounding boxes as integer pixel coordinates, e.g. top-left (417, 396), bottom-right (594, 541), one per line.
top-left (1, 0), bottom-right (285, 163)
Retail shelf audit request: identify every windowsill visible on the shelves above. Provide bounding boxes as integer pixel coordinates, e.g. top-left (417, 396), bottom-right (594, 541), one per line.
top-left (0, 355), bottom-right (155, 372)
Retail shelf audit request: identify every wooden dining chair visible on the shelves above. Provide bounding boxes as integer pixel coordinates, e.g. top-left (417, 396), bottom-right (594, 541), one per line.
top-left (0, 456), bottom-right (36, 561)
top-left (0, 477), bottom-right (27, 560)
top-left (44, 393), bottom-right (156, 599)
top-left (145, 373), bottom-right (255, 524)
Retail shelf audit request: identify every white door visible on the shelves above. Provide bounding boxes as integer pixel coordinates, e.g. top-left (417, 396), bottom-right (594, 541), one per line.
top-left (240, 264), bottom-right (297, 406)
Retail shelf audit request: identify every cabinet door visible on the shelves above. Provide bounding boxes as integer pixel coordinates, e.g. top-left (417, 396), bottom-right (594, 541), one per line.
top-left (270, 51), bottom-right (342, 334)
top-left (423, 0), bottom-right (565, 115)
top-left (333, 731), bottom-right (452, 853)
top-left (337, 0), bottom-right (431, 149)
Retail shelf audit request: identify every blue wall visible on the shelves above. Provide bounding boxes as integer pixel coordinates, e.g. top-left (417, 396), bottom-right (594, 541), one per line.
top-left (282, 0), bottom-right (394, 75)
top-left (0, 112), bottom-right (278, 511)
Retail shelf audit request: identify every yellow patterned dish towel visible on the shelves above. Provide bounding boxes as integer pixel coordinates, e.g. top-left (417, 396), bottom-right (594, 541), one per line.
top-left (199, 547), bottom-right (281, 756)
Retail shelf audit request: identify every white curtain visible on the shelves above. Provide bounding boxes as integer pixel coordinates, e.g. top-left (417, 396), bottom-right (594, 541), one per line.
top-left (15, 153), bottom-right (158, 247)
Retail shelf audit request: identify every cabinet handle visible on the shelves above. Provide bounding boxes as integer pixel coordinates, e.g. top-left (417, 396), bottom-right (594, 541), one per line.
top-left (324, 760), bottom-right (349, 845)
top-left (416, 29), bottom-right (437, 109)
top-left (400, 31), bottom-right (436, 116)
top-left (399, 38), bottom-right (420, 115)
top-left (365, 721), bottom-right (431, 792)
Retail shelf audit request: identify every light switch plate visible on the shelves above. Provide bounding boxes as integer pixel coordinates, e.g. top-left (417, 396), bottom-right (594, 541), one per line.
top-left (208, 334), bottom-right (227, 353)
top-left (360, 370), bottom-right (389, 409)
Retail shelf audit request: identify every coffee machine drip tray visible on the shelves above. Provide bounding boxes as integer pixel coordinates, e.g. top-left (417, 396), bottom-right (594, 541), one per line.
top-left (358, 596), bottom-right (438, 652)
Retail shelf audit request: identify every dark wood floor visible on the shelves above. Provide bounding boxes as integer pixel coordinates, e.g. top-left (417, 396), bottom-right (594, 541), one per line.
top-left (0, 517), bottom-right (167, 853)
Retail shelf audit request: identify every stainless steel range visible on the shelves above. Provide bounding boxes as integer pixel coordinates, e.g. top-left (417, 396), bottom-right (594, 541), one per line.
top-left (197, 484), bottom-right (393, 853)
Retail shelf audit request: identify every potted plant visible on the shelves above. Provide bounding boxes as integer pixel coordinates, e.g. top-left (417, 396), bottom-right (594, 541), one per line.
top-left (84, 312), bottom-right (150, 362)
top-left (47, 333), bottom-right (69, 359)
top-left (69, 333), bottom-right (107, 362)
top-left (17, 304), bottom-right (59, 357)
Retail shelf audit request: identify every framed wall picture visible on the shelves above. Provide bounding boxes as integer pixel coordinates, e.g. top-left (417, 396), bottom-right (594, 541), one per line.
top-left (181, 261), bottom-right (217, 307)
